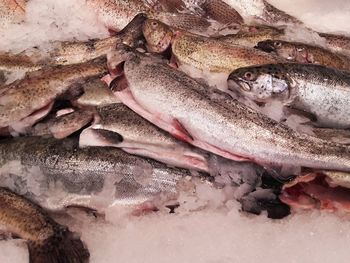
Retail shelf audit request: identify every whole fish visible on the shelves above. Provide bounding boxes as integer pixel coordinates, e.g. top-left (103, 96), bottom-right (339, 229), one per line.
top-left (228, 63), bottom-right (350, 129)
top-left (79, 103), bottom-right (209, 172)
top-left (0, 0), bottom-right (26, 28)
top-left (0, 187), bottom-right (89, 263)
top-left (256, 39), bottom-right (350, 71)
top-left (0, 136), bottom-right (195, 211)
top-left (319, 32), bottom-right (350, 58)
top-left (143, 19), bottom-right (284, 90)
top-left (0, 13), bottom-right (147, 75)
top-left (0, 57), bottom-right (107, 130)
top-left (109, 49), bottom-right (350, 173)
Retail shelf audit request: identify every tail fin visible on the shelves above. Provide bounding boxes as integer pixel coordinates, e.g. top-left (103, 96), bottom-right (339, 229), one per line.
top-left (28, 227), bottom-right (89, 263)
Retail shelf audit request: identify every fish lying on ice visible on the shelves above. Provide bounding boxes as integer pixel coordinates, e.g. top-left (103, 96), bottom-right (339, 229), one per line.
top-left (0, 136), bottom-right (197, 211)
top-left (0, 187), bottom-right (89, 263)
top-left (142, 18), bottom-right (283, 88)
top-left (228, 63), bottom-right (350, 129)
top-left (0, 13), bottom-right (147, 79)
top-left (79, 103), bottom-right (209, 172)
top-left (0, 57), bottom-right (107, 132)
top-left (256, 39), bottom-right (350, 71)
top-left (108, 47), bottom-right (350, 173)
top-left (85, 0), bottom-right (226, 35)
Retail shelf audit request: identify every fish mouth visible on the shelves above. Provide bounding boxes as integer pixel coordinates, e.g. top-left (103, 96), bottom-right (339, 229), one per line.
top-left (255, 41), bottom-right (275, 53)
top-left (227, 77), bottom-right (251, 94)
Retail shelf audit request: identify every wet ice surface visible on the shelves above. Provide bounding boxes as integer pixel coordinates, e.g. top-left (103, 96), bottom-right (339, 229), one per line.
top-left (1, 0), bottom-right (350, 262)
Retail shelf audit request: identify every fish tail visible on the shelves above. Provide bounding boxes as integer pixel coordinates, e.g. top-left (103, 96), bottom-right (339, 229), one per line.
top-left (28, 227), bottom-right (90, 263)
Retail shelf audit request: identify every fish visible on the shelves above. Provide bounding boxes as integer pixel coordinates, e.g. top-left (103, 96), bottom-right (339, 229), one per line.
top-left (220, 0), bottom-right (302, 26)
top-left (0, 57), bottom-right (108, 130)
top-left (0, 13), bottom-right (147, 76)
top-left (256, 39), bottom-right (350, 71)
top-left (142, 19), bottom-right (282, 74)
top-left (109, 48), bottom-right (350, 173)
top-left (319, 32), bottom-right (350, 58)
top-left (228, 63), bottom-right (350, 129)
top-left (143, 19), bottom-right (282, 72)
top-left (0, 187), bottom-right (89, 263)
top-left (0, 136), bottom-right (196, 211)
top-left (0, 0), bottom-right (26, 29)
top-left (85, 0), bottom-right (222, 35)
top-left (215, 24), bottom-right (285, 48)
top-left (79, 103), bottom-right (209, 172)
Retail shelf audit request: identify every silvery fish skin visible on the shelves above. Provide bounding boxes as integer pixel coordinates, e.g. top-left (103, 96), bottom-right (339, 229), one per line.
top-left (79, 103), bottom-right (209, 172)
top-left (319, 32), bottom-right (350, 58)
top-left (0, 187), bottom-right (89, 263)
top-left (228, 63), bottom-right (350, 129)
top-left (0, 57), bottom-right (107, 129)
top-left (0, 136), bottom-right (193, 211)
top-left (110, 50), bottom-right (350, 173)
top-left (256, 39), bottom-right (350, 71)
top-left (142, 19), bottom-right (282, 73)
top-left (220, 0), bottom-right (302, 25)
top-left (0, 0), bottom-right (26, 29)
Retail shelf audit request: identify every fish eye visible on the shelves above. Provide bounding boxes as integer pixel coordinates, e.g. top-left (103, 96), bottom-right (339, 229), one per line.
top-left (243, 71), bottom-right (255, 81)
top-left (274, 41), bottom-right (282, 48)
top-left (151, 21), bottom-right (158, 27)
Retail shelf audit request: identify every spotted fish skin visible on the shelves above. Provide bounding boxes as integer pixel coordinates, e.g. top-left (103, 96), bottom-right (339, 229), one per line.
top-left (0, 187), bottom-right (90, 263)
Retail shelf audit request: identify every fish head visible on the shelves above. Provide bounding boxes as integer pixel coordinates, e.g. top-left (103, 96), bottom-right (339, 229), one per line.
top-left (256, 40), bottom-right (298, 61)
top-left (142, 19), bottom-right (173, 53)
top-left (227, 65), bottom-right (290, 102)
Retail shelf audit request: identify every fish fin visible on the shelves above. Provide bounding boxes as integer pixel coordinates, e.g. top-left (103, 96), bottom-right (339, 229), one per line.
top-left (91, 129), bottom-right (124, 144)
top-left (28, 228), bottom-right (89, 263)
top-left (201, 0), bottom-right (244, 25)
top-left (170, 118), bottom-right (194, 142)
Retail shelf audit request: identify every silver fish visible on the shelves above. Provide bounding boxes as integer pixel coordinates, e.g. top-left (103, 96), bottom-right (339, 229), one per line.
top-left (109, 48), bottom-right (350, 173)
top-left (228, 63), bottom-right (350, 129)
top-left (0, 136), bottom-right (196, 211)
top-left (79, 103), bottom-right (209, 172)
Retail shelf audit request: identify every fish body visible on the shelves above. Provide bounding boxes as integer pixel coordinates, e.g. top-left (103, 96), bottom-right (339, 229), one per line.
top-left (80, 103), bottom-right (209, 172)
top-left (0, 58), bottom-right (107, 128)
top-left (0, 136), bottom-right (194, 210)
top-left (111, 51), bottom-right (350, 173)
top-left (142, 20), bottom-right (282, 74)
top-left (216, 25), bottom-right (285, 48)
top-left (228, 63), bottom-right (350, 129)
top-left (320, 32), bottom-right (350, 58)
top-left (0, 187), bottom-right (89, 263)
top-left (256, 39), bottom-right (350, 71)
